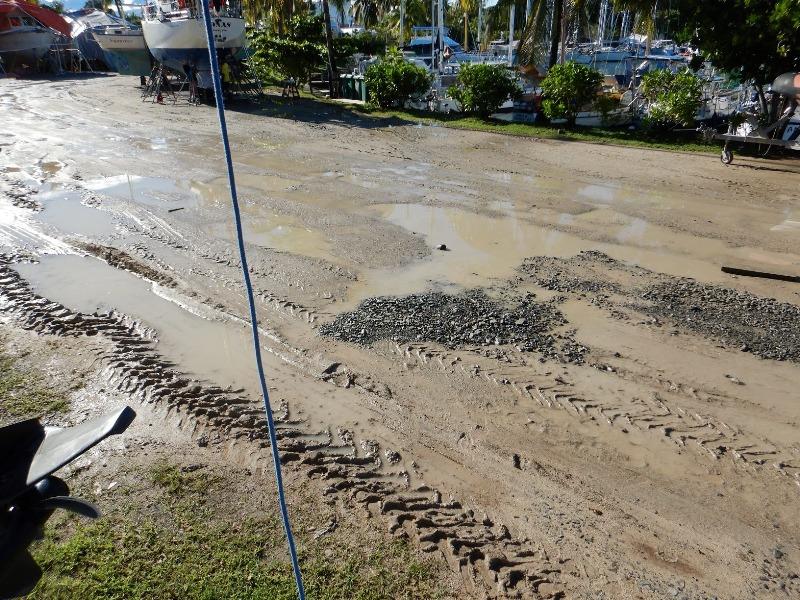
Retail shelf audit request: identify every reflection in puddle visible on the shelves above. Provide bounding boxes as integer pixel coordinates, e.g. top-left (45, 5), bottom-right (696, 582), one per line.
top-left (577, 183), bottom-right (619, 205)
top-left (37, 190), bottom-right (116, 238)
top-left (351, 202), bottom-right (800, 303)
top-left (82, 174), bottom-right (193, 207)
top-left (211, 212), bottom-right (332, 260)
top-left (15, 255), bottom-right (260, 393)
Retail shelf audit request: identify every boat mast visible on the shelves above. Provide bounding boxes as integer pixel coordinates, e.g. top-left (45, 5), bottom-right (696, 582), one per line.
top-left (507, 3), bottom-right (514, 66)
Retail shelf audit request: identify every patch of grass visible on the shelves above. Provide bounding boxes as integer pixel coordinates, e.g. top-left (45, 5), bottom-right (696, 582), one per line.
top-left (0, 352), bottom-right (69, 422)
top-left (30, 463), bottom-right (448, 600)
top-left (348, 104), bottom-right (717, 153)
top-left (148, 462), bottom-right (219, 497)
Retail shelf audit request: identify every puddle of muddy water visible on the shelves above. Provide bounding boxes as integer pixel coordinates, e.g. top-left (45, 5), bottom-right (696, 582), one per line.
top-left (349, 202), bottom-right (800, 303)
top-left (36, 190), bottom-right (116, 238)
top-left (83, 175), bottom-right (196, 208)
top-left (210, 214), bottom-right (332, 260)
top-left (15, 255), bottom-right (261, 393)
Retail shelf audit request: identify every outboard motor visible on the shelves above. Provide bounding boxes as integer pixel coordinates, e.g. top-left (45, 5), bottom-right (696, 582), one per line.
top-left (0, 407), bottom-right (135, 599)
top-left (772, 72), bottom-right (800, 102)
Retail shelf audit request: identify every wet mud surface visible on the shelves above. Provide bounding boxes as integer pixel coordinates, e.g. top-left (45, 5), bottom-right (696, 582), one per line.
top-left (2, 75), bottom-right (800, 599)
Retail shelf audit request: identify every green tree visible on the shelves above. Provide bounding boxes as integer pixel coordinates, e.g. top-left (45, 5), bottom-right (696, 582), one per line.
top-left (540, 61), bottom-right (602, 126)
top-left (248, 13), bottom-right (327, 84)
top-left (639, 68), bottom-right (702, 132)
top-left (517, 0), bottom-right (597, 70)
top-left (677, 0), bottom-right (800, 113)
top-left (364, 50), bottom-right (431, 108)
top-left (44, 0), bottom-right (64, 13)
top-left (449, 63), bottom-right (522, 117)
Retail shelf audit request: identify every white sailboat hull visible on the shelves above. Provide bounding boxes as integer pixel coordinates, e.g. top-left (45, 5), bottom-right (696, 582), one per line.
top-left (142, 17), bottom-right (244, 52)
top-left (141, 16), bottom-right (244, 87)
top-left (94, 29), bottom-right (147, 52)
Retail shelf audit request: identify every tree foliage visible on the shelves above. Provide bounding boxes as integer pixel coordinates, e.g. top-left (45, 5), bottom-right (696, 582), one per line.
top-left (540, 61), bottom-right (602, 126)
top-left (639, 68), bottom-right (702, 132)
top-left (676, 0), bottom-right (800, 97)
top-left (449, 63), bottom-right (522, 117)
top-left (248, 14), bottom-right (326, 84)
top-left (364, 51), bottom-right (431, 108)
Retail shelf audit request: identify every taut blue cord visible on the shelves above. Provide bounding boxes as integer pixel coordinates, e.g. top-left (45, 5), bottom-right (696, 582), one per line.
top-left (198, 6), bottom-right (306, 599)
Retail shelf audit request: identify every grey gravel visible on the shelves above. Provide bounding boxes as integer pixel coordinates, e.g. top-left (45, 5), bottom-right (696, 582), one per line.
top-left (640, 279), bottom-right (800, 362)
top-left (320, 289), bottom-right (587, 363)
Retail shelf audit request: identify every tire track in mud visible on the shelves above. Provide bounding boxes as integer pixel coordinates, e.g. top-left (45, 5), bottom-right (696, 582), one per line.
top-left (378, 340), bottom-right (800, 490)
top-left (0, 255), bottom-right (566, 599)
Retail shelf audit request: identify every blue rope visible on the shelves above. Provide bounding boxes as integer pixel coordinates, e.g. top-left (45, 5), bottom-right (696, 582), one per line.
top-left (198, 6), bottom-right (306, 599)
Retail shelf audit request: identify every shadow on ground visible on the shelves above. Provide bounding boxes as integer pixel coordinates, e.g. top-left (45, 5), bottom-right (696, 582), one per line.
top-left (226, 92), bottom-right (413, 130)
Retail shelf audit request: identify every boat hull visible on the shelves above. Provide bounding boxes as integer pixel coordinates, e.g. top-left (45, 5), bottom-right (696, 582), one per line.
top-left (0, 28), bottom-right (55, 64)
top-left (93, 30), bottom-right (151, 76)
top-left (142, 16), bottom-right (244, 87)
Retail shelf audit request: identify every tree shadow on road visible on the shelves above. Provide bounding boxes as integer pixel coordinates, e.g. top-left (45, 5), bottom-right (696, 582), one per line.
top-left (225, 92), bottom-right (412, 130)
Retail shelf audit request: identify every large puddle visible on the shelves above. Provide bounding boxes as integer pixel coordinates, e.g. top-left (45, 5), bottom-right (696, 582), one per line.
top-left (349, 202), bottom-right (800, 301)
top-left (82, 175), bottom-right (197, 209)
top-left (15, 255), bottom-right (262, 393)
top-left (36, 189), bottom-right (117, 238)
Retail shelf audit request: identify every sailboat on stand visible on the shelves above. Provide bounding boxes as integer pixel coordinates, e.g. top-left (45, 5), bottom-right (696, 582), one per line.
top-left (141, 0), bottom-right (244, 88)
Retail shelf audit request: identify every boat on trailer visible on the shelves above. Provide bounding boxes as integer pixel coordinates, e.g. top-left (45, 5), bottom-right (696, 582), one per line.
top-left (141, 0), bottom-right (244, 88)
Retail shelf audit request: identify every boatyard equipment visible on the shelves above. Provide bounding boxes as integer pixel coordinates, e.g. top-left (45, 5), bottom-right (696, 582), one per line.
top-left (0, 407), bottom-right (135, 598)
top-left (701, 72), bottom-right (800, 164)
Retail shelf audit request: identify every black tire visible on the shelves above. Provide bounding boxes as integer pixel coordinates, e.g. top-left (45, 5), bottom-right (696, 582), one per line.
top-left (721, 148), bottom-right (733, 164)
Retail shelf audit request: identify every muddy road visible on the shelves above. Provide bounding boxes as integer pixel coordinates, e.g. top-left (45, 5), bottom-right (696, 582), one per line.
top-left (2, 74), bottom-right (800, 599)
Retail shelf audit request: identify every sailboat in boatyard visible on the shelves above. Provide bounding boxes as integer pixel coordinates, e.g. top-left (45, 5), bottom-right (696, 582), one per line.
top-left (140, 0), bottom-right (245, 88)
top-left (92, 0), bottom-right (151, 76)
top-left (0, 0), bottom-right (69, 72)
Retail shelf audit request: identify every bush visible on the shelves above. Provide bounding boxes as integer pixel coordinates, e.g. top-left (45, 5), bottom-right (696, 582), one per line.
top-left (449, 63), bottom-right (522, 118)
top-left (364, 51), bottom-right (431, 108)
top-left (640, 68), bottom-right (703, 133)
top-left (540, 62), bottom-right (603, 126)
top-left (594, 94), bottom-right (621, 126)
top-left (247, 15), bottom-right (326, 85)
top-left (334, 31), bottom-right (386, 62)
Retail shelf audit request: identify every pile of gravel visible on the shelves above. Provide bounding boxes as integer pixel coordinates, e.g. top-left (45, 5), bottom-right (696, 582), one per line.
top-left (640, 280), bottom-right (800, 362)
top-left (320, 289), bottom-right (587, 362)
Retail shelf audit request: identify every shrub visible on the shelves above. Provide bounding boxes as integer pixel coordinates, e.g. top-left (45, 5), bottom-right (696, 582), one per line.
top-left (334, 31), bottom-right (386, 61)
top-left (540, 61), bottom-right (603, 126)
top-left (640, 68), bottom-right (703, 132)
top-left (364, 51), bottom-right (431, 108)
top-left (247, 15), bottom-right (326, 84)
top-left (448, 63), bottom-right (522, 118)
top-left (594, 94), bottom-right (621, 126)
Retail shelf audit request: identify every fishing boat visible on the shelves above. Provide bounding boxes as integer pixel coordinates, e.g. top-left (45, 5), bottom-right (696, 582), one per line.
top-left (141, 0), bottom-right (244, 88)
top-left (0, 0), bottom-right (69, 71)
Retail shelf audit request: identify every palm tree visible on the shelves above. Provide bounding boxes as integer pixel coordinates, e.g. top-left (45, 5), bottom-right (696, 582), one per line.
top-left (352, 0), bottom-right (389, 27)
top-left (322, 0), bottom-right (338, 98)
top-left (242, 0), bottom-right (305, 33)
top-left (458, 0), bottom-right (475, 50)
top-left (385, 0), bottom-right (429, 44)
top-left (517, 0), bottom-right (659, 70)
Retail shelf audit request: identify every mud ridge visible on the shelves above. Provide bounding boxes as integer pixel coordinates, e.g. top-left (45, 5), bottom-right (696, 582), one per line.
top-left (0, 255), bottom-right (566, 599)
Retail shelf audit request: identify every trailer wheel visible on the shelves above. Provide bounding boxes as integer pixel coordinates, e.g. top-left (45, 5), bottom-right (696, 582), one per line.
top-left (720, 147), bottom-right (733, 164)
